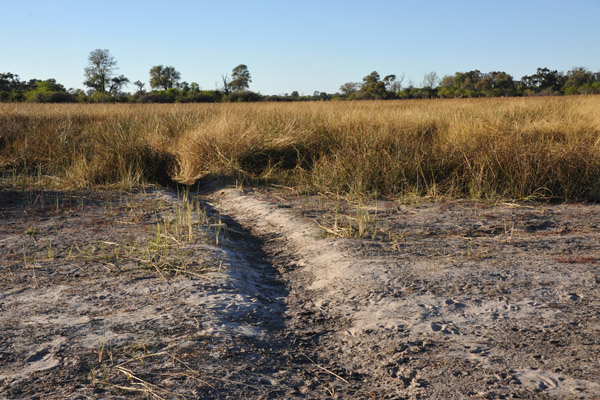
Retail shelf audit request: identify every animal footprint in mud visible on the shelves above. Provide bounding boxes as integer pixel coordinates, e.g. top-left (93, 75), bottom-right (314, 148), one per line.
top-left (537, 378), bottom-right (559, 390)
top-left (517, 371), bottom-right (560, 391)
top-left (559, 291), bottom-right (583, 302)
top-left (467, 345), bottom-right (490, 356)
top-left (430, 321), bottom-right (459, 334)
top-left (561, 292), bottom-right (582, 301)
top-left (26, 349), bottom-right (49, 363)
top-left (25, 348), bottom-right (59, 371)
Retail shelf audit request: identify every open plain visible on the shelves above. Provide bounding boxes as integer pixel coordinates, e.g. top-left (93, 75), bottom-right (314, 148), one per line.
top-left (1, 98), bottom-right (600, 398)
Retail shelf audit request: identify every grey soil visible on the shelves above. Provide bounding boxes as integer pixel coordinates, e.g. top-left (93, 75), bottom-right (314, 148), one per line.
top-left (1, 185), bottom-right (599, 399)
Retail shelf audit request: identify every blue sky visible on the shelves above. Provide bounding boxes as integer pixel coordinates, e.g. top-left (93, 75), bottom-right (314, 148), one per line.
top-left (2, 0), bottom-right (600, 95)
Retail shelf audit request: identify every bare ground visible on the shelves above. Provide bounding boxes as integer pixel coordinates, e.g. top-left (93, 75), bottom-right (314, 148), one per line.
top-left (1, 184), bottom-right (599, 399)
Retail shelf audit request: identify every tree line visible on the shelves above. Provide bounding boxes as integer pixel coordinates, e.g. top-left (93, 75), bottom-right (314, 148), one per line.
top-left (1, 49), bottom-right (599, 103)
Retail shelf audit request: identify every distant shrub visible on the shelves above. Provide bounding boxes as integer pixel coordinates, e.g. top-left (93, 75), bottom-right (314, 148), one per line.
top-left (164, 88), bottom-right (180, 100)
top-left (88, 91), bottom-right (113, 103)
top-left (110, 93), bottom-right (131, 103)
top-left (137, 93), bottom-right (175, 103)
top-left (226, 91), bottom-right (262, 102)
top-left (25, 90), bottom-right (75, 103)
top-left (179, 90), bottom-right (223, 103)
top-left (263, 95), bottom-right (294, 102)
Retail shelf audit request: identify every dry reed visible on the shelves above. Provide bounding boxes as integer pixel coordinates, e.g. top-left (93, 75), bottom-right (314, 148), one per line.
top-left (1, 97), bottom-right (599, 201)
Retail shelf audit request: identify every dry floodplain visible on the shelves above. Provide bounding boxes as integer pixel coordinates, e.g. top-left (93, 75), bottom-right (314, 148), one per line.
top-left (1, 98), bottom-right (600, 399)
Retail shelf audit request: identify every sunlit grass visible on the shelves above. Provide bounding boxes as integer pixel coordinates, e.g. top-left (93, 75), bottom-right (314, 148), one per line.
top-left (1, 97), bottom-right (600, 201)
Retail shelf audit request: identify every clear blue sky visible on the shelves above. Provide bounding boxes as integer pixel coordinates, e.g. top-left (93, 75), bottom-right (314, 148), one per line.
top-left (2, 0), bottom-right (600, 95)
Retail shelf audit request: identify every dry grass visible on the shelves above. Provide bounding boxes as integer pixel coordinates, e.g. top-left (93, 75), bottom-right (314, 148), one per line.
top-left (1, 97), bottom-right (600, 201)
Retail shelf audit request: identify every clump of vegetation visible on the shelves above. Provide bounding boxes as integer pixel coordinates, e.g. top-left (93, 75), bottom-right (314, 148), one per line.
top-left (2, 96), bottom-right (600, 201)
top-left (2, 48), bottom-right (599, 103)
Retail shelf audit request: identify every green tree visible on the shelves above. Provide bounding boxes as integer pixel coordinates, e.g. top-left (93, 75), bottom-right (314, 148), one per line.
top-left (0, 73), bottom-right (20, 92)
top-left (179, 81), bottom-right (190, 92)
top-left (149, 65), bottom-right (181, 90)
top-left (383, 74), bottom-right (403, 93)
top-left (358, 71), bottom-right (387, 99)
top-left (440, 75), bottom-right (454, 88)
top-left (133, 80), bottom-right (146, 94)
top-left (84, 49), bottom-right (118, 93)
top-left (230, 64), bottom-right (251, 92)
top-left (0, 73), bottom-right (23, 101)
top-left (383, 75), bottom-right (396, 87)
top-left (564, 67), bottom-right (595, 90)
top-left (108, 75), bottom-right (129, 95)
top-left (31, 79), bottom-right (66, 92)
top-left (362, 71), bottom-right (380, 87)
top-left (25, 79), bottom-right (74, 103)
top-left (521, 68), bottom-right (564, 92)
top-left (339, 82), bottom-right (360, 96)
top-left (489, 71), bottom-right (515, 96)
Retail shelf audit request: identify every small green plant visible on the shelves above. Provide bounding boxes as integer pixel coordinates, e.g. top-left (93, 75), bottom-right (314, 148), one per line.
top-left (23, 251), bottom-right (38, 288)
top-left (113, 244), bottom-right (121, 260)
top-left (463, 238), bottom-right (472, 258)
top-left (314, 195), bottom-right (385, 240)
top-left (121, 190), bottom-right (222, 278)
top-left (355, 205), bottom-right (373, 239)
top-left (46, 240), bottom-right (54, 259)
top-left (98, 335), bottom-right (107, 363)
top-left (24, 226), bottom-right (38, 237)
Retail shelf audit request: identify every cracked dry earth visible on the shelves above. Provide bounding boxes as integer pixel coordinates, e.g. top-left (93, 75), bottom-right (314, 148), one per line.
top-left (1, 184), bottom-right (600, 399)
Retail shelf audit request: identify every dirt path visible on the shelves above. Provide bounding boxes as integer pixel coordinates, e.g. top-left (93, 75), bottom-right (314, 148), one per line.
top-left (0, 187), bottom-right (310, 399)
top-left (212, 188), bottom-right (600, 399)
top-left (2, 185), bottom-right (600, 399)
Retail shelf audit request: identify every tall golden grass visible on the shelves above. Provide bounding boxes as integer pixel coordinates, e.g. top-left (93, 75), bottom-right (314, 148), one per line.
top-left (1, 97), bottom-right (600, 200)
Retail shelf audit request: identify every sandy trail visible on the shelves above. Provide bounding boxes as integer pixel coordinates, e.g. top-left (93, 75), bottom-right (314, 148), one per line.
top-left (0, 188), bottom-right (302, 399)
top-left (213, 188), bottom-right (600, 399)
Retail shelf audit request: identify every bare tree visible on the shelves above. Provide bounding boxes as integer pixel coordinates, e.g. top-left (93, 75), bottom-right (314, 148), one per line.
top-left (391, 73), bottom-right (405, 92)
top-left (221, 73), bottom-right (231, 95)
top-left (422, 71), bottom-right (439, 88)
